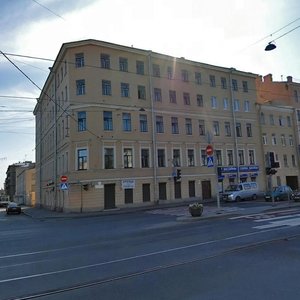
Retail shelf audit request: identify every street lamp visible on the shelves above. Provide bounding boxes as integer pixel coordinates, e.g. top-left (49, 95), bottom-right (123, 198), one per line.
top-left (265, 42), bottom-right (277, 51)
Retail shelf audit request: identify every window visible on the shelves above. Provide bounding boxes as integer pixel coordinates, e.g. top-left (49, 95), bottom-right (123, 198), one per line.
top-left (76, 79), bottom-right (85, 95)
top-left (199, 120), bottom-right (205, 136)
top-left (169, 90), bottom-right (177, 103)
top-left (242, 81), bottom-right (248, 92)
top-left (138, 85), bottom-right (146, 99)
top-left (281, 134), bottom-right (286, 146)
top-left (211, 96), bottom-right (217, 109)
top-left (123, 148), bottom-right (133, 168)
top-left (260, 112), bottom-right (265, 124)
top-left (244, 100), bottom-right (250, 112)
top-left (185, 118), bottom-right (192, 135)
top-left (195, 72), bottom-right (202, 84)
top-left (279, 116), bottom-right (285, 126)
top-left (227, 150), bottom-right (234, 165)
top-left (154, 88), bottom-right (162, 102)
top-left (201, 149), bottom-right (207, 166)
top-left (78, 111), bottom-right (86, 131)
top-left (246, 123), bottom-right (252, 137)
top-left (221, 77), bottom-right (227, 89)
top-left (225, 122), bottom-right (231, 136)
top-left (104, 148), bottom-right (114, 169)
top-left (236, 122), bottom-right (242, 137)
top-left (248, 150), bottom-right (255, 165)
top-left (171, 117), bottom-right (179, 134)
top-left (167, 66), bottom-right (173, 79)
top-left (122, 113), bottom-right (131, 131)
top-left (157, 149), bottom-right (166, 167)
top-left (209, 75), bottom-right (216, 87)
top-left (136, 61), bottom-right (144, 75)
top-left (238, 150), bottom-right (245, 165)
top-left (216, 150), bottom-right (222, 166)
top-left (103, 111), bottom-right (113, 131)
top-left (119, 57), bottom-right (128, 72)
top-left (100, 54), bottom-right (110, 69)
top-left (234, 99), bottom-right (240, 111)
top-left (77, 149), bottom-right (87, 170)
top-left (181, 69), bottom-right (189, 82)
top-left (269, 114), bottom-right (274, 125)
top-left (287, 116), bottom-right (292, 127)
top-left (188, 149), bottom-right (195, 166)
top-left (283, 154), bottom-right (288, 167)
top-left (232, 79), bottom-right (238, 91)
top-left (141, 149), bottom-right (150, 168)
top-left (297, 110), bottom-right (300, 122)
top-left (294, 90), bottom-right (299, 103)
top-left (173, 149), bottom-right (181, 167)
top-left (139, 114), bottom-right (148, 132)
top-left (183, 92), bottom-right (190, 105)
top-left (121, 83), bottom-right (130, 97)
top-left (102, 80), bottom-right (111, 95)
top-left (289, 135), bottom-right (294, 146)
top-left (272, 133), bottom-right (277, 145)
top-left (213, 121), bottom-right (220, 136)
top-left (75, 53), bottom-right (84, 68)
top-left (152, 64), bottom-right (160, 77)
top-left (292, 155), bottom-right (296, 167)
top-left (197, 94), bottom-right (203, 107)
top-left (156, 116), bottom-right (164, 133)
top-left (262, 134), bottom-right (267, 145)
top-left (223, 98), bottom-right (229, 110)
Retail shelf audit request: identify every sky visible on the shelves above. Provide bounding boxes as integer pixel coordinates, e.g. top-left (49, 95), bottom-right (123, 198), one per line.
top-left (0, 0), bottom-right (299, 189)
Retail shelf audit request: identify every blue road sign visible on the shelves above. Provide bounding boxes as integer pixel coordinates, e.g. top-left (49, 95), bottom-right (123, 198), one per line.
top-left (207, 156), bottom-right (214, 168)
top-left (60, 183), bottom-right (69, 190)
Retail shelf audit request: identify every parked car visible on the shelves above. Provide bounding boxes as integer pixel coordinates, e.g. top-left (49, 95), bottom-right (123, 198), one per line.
top-left (222, 182), bottom-right (259, 202)
top-left (6, 202), bottom-right (22, 215)
top-left (265, 185), bottom-right (293, 201)
top-left (0, 200), bottom-right (9, 208)
top-left (292, 190), bottom-right (300, 202)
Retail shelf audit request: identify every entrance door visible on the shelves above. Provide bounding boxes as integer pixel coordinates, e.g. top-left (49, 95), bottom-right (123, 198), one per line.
top-left (143, 184), bottom-right (151, 202)
top-left (159, 182), bottom-right (167, 200)
top-left (189, 181), bottom-right (196, 197)
top-left (201, 180), bottom-right (211, 200)
top-left (104, 184), bottom-right (116, 209)
top-left (174, 182), bottom-right (182, 199)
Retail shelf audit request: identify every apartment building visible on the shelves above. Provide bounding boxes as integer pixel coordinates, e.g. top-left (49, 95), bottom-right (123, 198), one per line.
top-left (34, 39), bottom-right (263, 212)
top-left (256, 74), bottom-right (300, 191)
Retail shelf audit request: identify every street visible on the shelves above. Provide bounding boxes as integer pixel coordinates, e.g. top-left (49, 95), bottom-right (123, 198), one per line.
top-left (1, 202), bottom-right (300, 300)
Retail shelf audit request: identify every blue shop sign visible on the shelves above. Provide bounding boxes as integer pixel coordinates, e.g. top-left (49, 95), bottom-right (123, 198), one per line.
top-left (220, 166), bottom-right (259, 173)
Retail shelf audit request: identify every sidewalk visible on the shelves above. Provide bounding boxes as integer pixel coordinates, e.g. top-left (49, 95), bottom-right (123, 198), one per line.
top-left (22, 200), bottom-right (300, 221)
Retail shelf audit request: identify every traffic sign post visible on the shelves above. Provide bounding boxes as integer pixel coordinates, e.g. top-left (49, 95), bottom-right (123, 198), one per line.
top-left (206, 144), bottom-right (213, 156)
top-left (60, 175), bottom-right (68, 182)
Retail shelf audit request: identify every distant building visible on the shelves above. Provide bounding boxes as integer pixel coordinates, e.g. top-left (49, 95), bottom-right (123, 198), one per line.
top-left (4, 161), bottom-right (35, 204)
top-left (34, 39), bottom-right (264, 212)
top-left (15, 163), bottom-right (36, 206)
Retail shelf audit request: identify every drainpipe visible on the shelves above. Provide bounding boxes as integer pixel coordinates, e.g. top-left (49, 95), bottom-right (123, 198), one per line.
top-left (147, 51), bottom-right (158, 204)
top-left (229, 69), bottom-right (240, 182)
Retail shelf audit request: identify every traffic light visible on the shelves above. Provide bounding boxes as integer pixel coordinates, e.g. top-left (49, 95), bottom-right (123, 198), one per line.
top-left (266, 167), bottom-right (277, 175)
top-left (83, 184), bottom-right (89, 191)
top-left (176, 169), bottom-right (182, 181)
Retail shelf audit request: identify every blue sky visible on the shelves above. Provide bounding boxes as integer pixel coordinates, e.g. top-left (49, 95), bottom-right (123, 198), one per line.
top-left (0, 0), bottom-right (299, 189)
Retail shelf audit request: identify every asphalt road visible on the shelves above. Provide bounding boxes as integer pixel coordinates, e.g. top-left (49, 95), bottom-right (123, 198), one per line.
top-left (1, 204), bottom-right (300, 300)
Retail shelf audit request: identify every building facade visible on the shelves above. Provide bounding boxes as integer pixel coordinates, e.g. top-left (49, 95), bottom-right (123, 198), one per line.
top-left (34, 39), bottom-right (264, 212)
top-left (256, 74), bottom-right (300, 190)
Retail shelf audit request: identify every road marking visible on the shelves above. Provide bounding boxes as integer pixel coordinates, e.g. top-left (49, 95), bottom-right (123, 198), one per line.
top-left (254, 213), bottom-right (300, 223)
top-left (0, 226), bottom-right (291, 284)
top-left (253, 216), bottom-right (300, 230)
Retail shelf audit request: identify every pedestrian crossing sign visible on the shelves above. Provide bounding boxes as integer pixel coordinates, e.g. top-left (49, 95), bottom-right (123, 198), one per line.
top-left (60, 183), bottom-right (69, 190)
top-left (207, 156), bottom-right (214, 168)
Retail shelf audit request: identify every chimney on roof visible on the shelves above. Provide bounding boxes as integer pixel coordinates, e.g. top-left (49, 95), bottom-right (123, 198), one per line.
top-left (263, 74), bottom-right (273, 82)
top-left (287, 76), bottom-right (293, 83)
